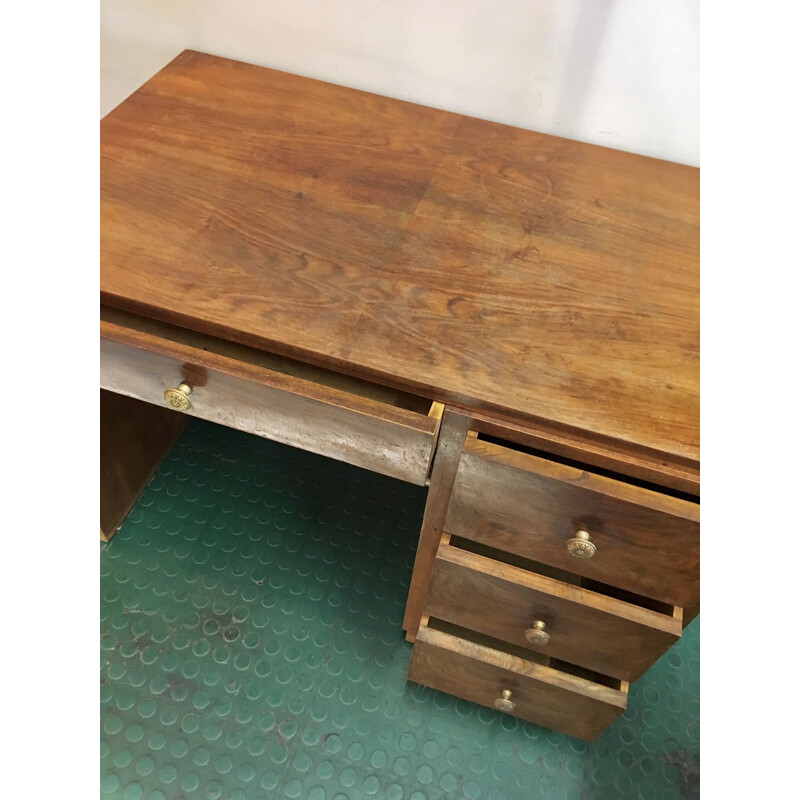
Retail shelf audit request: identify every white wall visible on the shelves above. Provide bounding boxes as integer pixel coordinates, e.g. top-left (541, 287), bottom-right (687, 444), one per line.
top-left (101, 0), bottom-right (188, 118)
top-left (101, 0), bottom-right (699, 166)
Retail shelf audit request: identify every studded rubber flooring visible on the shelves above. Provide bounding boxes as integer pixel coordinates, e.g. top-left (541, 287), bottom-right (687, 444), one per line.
top-left (100, 419), bottom-right (700, 800)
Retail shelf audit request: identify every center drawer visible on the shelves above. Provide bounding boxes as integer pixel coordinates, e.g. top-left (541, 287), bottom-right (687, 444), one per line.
top-left (425, 533), bottom-right (682, 682)
top-left (445, 436), bottom-right (700, 608)
top-left (100, 310), bottom-right (442, 485)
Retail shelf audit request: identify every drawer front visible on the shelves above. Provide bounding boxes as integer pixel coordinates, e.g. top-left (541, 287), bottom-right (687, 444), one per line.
top-left (100, 325), bottom-right (439, 485)
top-left (445, 438), bottom-right (699, 608)
top-left (425, 539), bottom-right (681, 682)
top-left (408, 624), bottom-right (627, 741)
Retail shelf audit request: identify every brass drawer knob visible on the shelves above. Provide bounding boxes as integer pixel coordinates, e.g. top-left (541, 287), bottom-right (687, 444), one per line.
top-left (524, 620), bottom-right (551, 646)
top-left (494, 689), bottom-right (516, 713)
top-left (164, 382), bottom-right (193, 411)
top-left (566, 529), bottom-right (596, 559)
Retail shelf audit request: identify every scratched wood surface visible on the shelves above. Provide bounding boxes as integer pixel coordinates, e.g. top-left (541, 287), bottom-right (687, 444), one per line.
top-left (101, 50), bottom-right (699, 470)
top-left (445, 438), bottom-right (700, 608)
top-left (425, 539), bottom-right (681, 682)
top-left (408, 624), bottom-right (627, 741)
top-left (101, 321), bottom-right (440, 485)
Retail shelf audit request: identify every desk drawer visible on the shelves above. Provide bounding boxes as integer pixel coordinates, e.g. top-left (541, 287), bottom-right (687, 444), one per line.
top-left (445, 437), bottom-right (699, 608)
top-left (425, 535), bottom-right (682, 682)
top-left (408, 622), bottom-right (628, 741)
top-left (100, 317), bottom-right (442, 485)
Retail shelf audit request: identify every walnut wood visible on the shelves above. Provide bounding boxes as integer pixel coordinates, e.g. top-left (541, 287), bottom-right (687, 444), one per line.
top-left (408, 624), bottom-right (627, 741)
top-left (101, 321), bottom-right (439, 485)
top-left (100, 389), bottom-right (186, 540)
top-left (100, 51), bottom-right (700, 737)
top-left (426, 541), bottom-right (681, 681)
top-left (446, 438), bottom-right (699, 608)
top-left (101, 50), bottom-right (699, 481)
top-left (101, 305), bottom-right (433, 416)
top-left (402, 410), bottom-right (471, 639)
top-left (463, 411), bottom-right (699, 497)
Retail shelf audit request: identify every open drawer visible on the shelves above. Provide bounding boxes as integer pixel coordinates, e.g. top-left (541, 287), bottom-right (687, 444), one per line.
top-left (425, 533), bottom-right (682, 682)
top-left (408, 619), bottom-right (628, 741)
top-left (100, 307), bottom-right (443, 485)
top-left (445, 435), bottom-right (700, 608)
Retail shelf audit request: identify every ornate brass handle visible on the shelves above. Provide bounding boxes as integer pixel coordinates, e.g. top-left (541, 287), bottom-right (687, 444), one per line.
top-left (524, 620), bottom-right (550, 646)
top-left (164, 382), bottom-right (193, 411)
top-left (566, 529), bottom-right (596, 559)
top-left (494, 689), bottom-right (516, 713)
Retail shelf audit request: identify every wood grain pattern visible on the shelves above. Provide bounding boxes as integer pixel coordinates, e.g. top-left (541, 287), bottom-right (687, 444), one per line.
top-left (100, 389), bottom-right (186, 540)
top-left (100, 50), bottom-right (699, 479)
top-left (402, 409), bottom-right (471, 639)
top-left (446, 438), bottom-right (699, 608)
top-left (426, 541), bottom-right (681, 681)
top-left (464, 411), bottom-right (700, 497)
top-left (101, 305), bottom-right (435, 415)
top-left (101, 321), bottom-right (439, 485)
top-left (408, 624), bottom-right (627, 741)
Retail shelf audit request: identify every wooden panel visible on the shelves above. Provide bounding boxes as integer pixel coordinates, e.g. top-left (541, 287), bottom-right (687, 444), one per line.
top-left (464, 410), bottom-right (700, 497)
top-left (408, 624), bottom-right (627, 741)
top-left (426, 541), bottom-right (681, 681)
top-left (402, 409), bottom-right (470, 640)
top-left (100, 321), bottom-right (438, 485)
top-left (100, 389), bottom-right (186, 540)
top-left (446, 438), bottom-right (699, 608)
top-left (101, 50), bottom-right (698, 475)
top-left (100, 305), bottom-right (434, 416)
top-left (683, 602), bottom-right (700, 629)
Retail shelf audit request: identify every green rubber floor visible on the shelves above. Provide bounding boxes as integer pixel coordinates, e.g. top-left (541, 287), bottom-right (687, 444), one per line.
top-left (100, 419), bottom-right (699, 800)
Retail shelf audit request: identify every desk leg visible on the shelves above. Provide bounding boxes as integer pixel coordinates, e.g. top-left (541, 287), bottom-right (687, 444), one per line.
top-left (403, 408), bottom-right (470, 642)
top-left (100, 389), bottom-right (187, 541)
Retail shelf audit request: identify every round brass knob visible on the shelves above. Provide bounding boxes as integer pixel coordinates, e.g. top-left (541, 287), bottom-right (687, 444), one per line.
top-left (494, 689), bottom-right (516, 713)
top-left (164, 382), bottom-right (193, 411)
top-left (524, 620), bottom-right (551, 646)
top-left (566, 529), bottom-right (596, 559)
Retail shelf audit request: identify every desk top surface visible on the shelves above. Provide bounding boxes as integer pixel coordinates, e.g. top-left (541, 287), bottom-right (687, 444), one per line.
top-left (101, 50), bottom-right (699, 470)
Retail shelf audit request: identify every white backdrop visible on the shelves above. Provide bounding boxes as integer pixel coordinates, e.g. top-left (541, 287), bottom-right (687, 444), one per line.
top-left (101, 0), bottom-right (699, 166)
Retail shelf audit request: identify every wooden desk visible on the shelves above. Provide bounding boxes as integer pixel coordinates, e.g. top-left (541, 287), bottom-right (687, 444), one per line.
top-left (101, 51), bottom-right (699, 741)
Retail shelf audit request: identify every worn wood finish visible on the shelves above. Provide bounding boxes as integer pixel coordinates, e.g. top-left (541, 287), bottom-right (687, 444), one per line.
top-left (402, 410), bottom-right (471, 640)
top-left (101, 305), bottom-right (433, 415)
top-left (100, 52), bottom-right (700, 739)
top-left (463, 411), bottom-right (700, 497)
top-left (100, 321), bottom-right (440, 485)
top-left (446, 438), bottom-right (699, 608)
top-left (100, 389), bottom-right (187, 540)
top-left (426, 540), bottom-right (681, 681)
top-left (408, 624), bottom-right (627, 741)
top-left (101, 50), bottom-right (699, 479)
